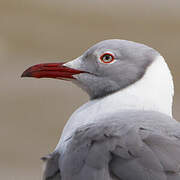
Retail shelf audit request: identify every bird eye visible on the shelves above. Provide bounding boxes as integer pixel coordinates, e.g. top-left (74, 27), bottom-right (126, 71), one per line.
top-left (100, 53), bottom-right (114, 63)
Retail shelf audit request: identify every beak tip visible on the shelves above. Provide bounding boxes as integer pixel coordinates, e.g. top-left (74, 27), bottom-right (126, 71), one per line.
top-left (21, 73), bottom-right (25, 78)
top-left (21, 70), bottom-right (32, 78)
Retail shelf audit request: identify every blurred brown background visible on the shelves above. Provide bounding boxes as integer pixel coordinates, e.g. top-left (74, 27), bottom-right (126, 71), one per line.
top-left (0, 0), bottom-right (180, 179)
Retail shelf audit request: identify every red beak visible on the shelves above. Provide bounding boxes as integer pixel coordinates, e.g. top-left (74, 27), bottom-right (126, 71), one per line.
top-left (21, 62), bottom-right (84, 79)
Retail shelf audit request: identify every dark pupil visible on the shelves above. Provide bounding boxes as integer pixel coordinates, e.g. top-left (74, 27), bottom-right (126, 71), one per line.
top-left (104, 55), bottom-right (111, 61)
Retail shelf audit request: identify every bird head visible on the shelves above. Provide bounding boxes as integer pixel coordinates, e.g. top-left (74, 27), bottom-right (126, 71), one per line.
top-left (22, 39), bottom-right (174, 115)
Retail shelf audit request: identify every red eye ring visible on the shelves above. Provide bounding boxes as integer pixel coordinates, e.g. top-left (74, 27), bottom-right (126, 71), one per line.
top-left (100, 53), bottom-right (114, 64)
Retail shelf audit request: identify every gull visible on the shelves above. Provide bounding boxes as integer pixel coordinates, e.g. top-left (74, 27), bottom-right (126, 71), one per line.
top-left (22, 39), bottom-right (180, 180)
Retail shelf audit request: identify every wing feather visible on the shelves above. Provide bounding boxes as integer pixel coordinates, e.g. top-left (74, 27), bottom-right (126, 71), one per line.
top-left (42, 152), bottom-right (61, 180)
top-left (59, 121), bottom-right (180, 180)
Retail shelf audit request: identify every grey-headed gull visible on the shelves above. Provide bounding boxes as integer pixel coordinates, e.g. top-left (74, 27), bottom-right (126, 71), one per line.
top-left (22, 39), bottom-right (180, 180)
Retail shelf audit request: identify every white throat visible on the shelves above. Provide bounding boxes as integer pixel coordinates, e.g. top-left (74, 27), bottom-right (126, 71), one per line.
top-left (109, 55), bottom-right (174, 117)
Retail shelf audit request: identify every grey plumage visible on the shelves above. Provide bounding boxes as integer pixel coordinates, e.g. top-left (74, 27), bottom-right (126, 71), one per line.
top-left (32, 39), bottom-right (178, 180)
top-left (43, 111), bottom-right (180, 180)
top-left (70, 39), bottom-right (159, 99)
top-left (42, 152), bottom-right (61, 180)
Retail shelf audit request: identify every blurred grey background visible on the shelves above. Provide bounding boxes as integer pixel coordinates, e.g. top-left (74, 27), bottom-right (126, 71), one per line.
top-left (0, 0), bottom-right (180, 179)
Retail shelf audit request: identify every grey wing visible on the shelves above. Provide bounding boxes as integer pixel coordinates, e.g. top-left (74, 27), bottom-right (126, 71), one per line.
top-left (42, 152), bottom-right (61, 180)
top-left (60, 121), bottom-right (180, 180)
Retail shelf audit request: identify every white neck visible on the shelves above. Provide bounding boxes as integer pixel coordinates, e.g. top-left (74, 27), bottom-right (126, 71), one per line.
top-left (106, 55), bottom-right (174, 117)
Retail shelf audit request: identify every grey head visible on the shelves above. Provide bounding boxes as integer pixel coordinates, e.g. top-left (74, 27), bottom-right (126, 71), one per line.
top-left (65, 39), bottom-right (160, 99)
